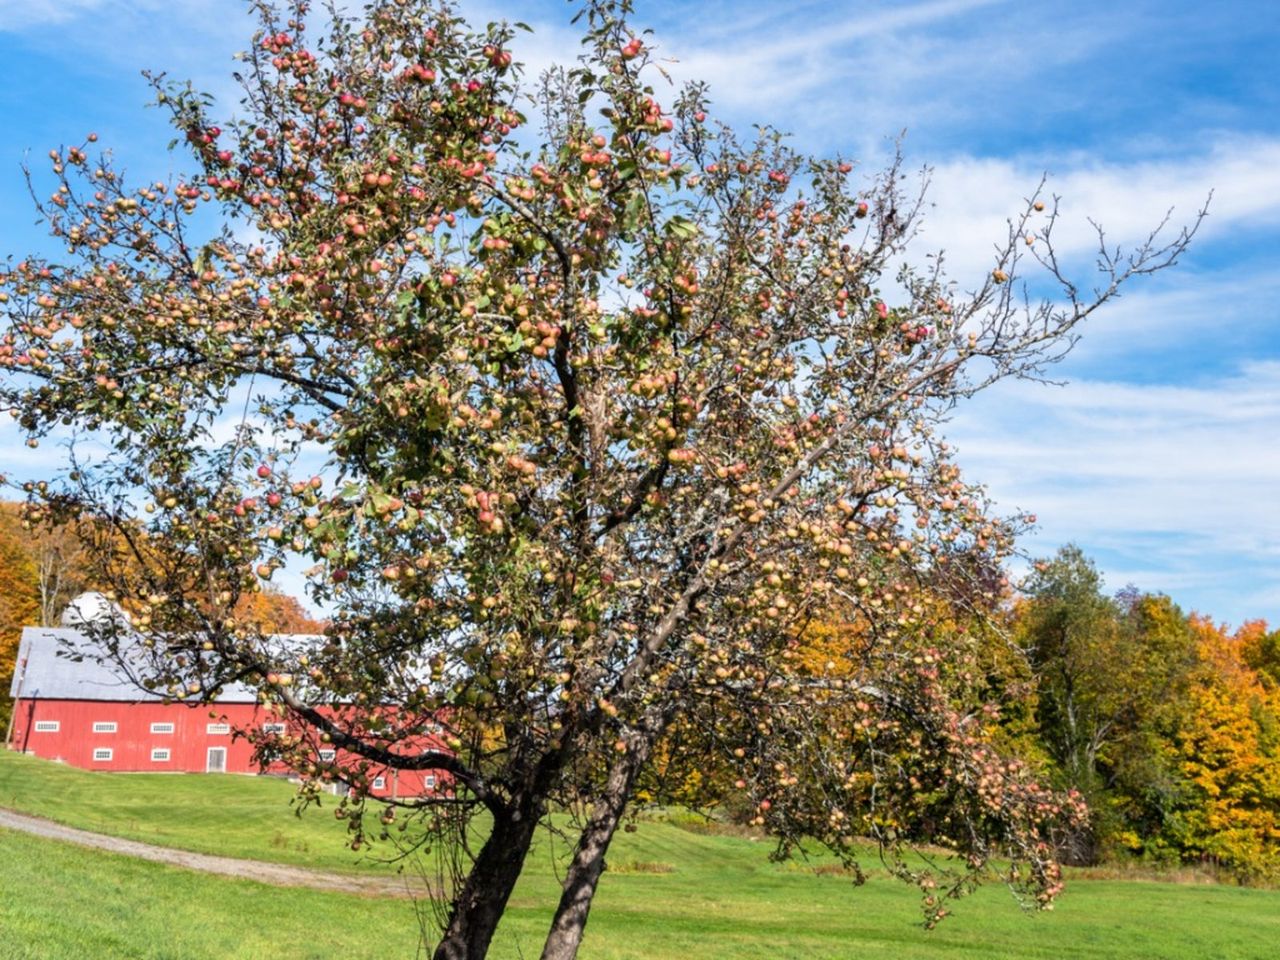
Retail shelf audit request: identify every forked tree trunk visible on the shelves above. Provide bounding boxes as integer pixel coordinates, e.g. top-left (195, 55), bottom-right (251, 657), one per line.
top-left (539, 739), bottom-right (652, 960)
top-left (432, 803), bottom-right (541, 960)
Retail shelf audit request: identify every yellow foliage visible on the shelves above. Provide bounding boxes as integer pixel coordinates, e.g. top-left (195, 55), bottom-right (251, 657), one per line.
top-left (1171, 616), bottom-right (1280, 881)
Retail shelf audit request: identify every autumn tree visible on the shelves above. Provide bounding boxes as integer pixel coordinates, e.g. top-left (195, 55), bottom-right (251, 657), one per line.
top-left (1018, 546), bottom-right (1128, 846)
top-left (1166, 617), bottom-right (1280, 881)
top-left (0, 1), bottom-right (1200, 956)
top-left (0, 506), bottom-right (40, 732)
top-left (1018, 548), bottom-right (1202, 863)
top-left (1104, 589), bottom-right (1201, 856)
top-left (0, 500), bottom-right (90, 628)
top-left (235, 584), bottom-right (327, 634)
top-left (25, 516), bottom-right (90, 627)
top-left (1241, 621), bottom-right (1280, 688)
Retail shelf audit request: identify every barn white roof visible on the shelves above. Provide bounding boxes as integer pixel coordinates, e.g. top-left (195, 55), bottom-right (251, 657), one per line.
top-left (9, 626), bottom-right (271, 704)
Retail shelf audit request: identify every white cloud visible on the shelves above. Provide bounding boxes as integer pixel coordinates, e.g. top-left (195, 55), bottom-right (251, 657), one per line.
top-left (947, 361), bottom-right (1280, 626)
top-left (1043, 266), bottom-right (1280, 367)
top-left (446, 0), bottom-right (1118, 157)
top-left (464, 4), bottom-right (1280, 307)
top-left (668, 0), bottom-right (1007, 109)
top-left (0, 0), bottom-right (105, 28)
top-left (0, 416), bottom-right (52, 477)
top-left (614, 0), bottom-right (1134, 158)
top-left (916, 138), bottom-right (1280, 285)
top-left (0, 415), bottom-right (116, 484)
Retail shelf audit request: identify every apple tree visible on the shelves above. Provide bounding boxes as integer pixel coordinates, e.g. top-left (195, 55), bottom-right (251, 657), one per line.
top-left (0, 1), bottom-right (1199, 957)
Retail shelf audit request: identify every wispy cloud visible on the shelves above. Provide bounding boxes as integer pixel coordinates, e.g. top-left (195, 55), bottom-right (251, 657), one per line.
top-left (0, 0), bottom-right (106, 28)
top-left (918, 138), bottom-right (1280, 284)
top-left (948, 361), bottom-right (1280, 626)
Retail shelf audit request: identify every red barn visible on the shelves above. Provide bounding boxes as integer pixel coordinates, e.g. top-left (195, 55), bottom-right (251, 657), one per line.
top-left (6, 623), bottom-right (449, 800)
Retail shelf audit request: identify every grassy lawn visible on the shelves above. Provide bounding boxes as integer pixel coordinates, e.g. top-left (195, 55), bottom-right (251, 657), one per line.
top-left (0, 827), bottom-right (424, 960)
top-left (3, 750), bottom-right (1280, 959)
top-left (0, 749), bottom-right (390, 874)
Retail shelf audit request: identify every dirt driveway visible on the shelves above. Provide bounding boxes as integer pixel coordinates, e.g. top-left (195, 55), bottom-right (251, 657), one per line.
top-left (0, 806), bottom-right (437, 899)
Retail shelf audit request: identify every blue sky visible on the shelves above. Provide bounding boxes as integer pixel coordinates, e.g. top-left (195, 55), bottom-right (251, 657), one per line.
top-left (0, 0), bottom-right (1277, 627)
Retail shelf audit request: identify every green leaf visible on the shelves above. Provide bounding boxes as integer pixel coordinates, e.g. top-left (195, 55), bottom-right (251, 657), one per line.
top-left (624, 191), bottom-right (646, 229)
top-left (665, 216), bottom-right (698, 239)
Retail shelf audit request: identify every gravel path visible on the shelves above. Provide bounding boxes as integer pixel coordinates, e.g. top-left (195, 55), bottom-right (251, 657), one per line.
top-left (0, 807), bottom-right (437, 899)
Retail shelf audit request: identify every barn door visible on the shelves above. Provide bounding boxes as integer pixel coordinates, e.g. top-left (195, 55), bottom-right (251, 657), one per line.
top-left (206, 747), bottom-right (227, 773)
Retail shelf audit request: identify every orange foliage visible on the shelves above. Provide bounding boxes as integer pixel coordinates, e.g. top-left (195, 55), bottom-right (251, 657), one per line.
top-left (0, 505), bottom-right (41, 730)
top-left (235, 587), bottom-right (326, 634)
top-left (1171, 616), bottom-right (1280, 880)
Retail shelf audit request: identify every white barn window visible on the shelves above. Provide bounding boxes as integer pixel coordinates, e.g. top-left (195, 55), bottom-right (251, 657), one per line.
top-left (425, 775), bottom-right (436, 789)
top-left (372, 776), bottom-right (386, 789)
top-left (261, 722), bottom-right (287, 735)
top-left (151, 748), bottom-right (171, 762)
top-left (318, 749), bottom-right (336, 762)
top-left (92, 722), bottom-right (117, 733)
top-left (92, 748), bottom-right (113, 762)
top-left (206, 723), bottom-right (230, 735)
top-left (150, 722), bottom-right (175, 734)
top-left (206, 747), bottom-right (227, 773)
top-left (34, 721), bottom-right (59, 733)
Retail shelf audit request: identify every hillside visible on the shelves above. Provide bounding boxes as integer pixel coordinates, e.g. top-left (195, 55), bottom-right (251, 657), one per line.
top-left (1, 752), bottom-right (1279, 959)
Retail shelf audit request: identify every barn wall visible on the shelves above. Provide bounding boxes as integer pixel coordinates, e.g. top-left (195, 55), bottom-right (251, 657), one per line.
top-left (8, 698), bottom-right (448, 799)
top-left (10, 698), bottom-right (263, 773)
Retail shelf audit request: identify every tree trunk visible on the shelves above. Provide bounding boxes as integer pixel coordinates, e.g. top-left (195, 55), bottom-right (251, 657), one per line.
top-left (432, 803), bottom-right (541, 960)
top-left (539, 739), bottom-right (652, 960)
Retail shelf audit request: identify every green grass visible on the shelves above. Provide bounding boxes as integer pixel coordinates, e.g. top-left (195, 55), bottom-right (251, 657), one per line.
top-left (3, 750), bottom-right (1280, 959)
top-left (0, 827), bottom-right (426, 960)
top-left (0, 749), bottom-right (389, 874)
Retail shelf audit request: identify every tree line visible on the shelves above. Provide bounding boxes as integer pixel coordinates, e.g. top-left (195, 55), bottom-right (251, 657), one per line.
top-left (1010, 546), bottom-right (1280, 882)
top-left (643, 544), bottom-right (1280, 884)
